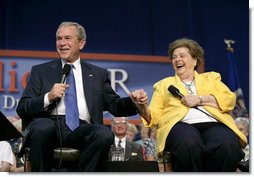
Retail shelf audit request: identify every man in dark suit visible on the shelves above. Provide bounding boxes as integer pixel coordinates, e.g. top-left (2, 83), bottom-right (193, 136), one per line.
top-left (16, 21), bottom-right (148, 172)
top-left (108, 117), bottom-right (144, 161)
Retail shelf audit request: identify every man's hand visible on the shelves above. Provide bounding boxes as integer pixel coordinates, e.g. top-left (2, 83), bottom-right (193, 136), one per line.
top-left (48, 83), bottom-right (69, 103)
top-left (129, 89), bottom-right (151, 123)
top-left (129, 89), bottom-right (148, 107)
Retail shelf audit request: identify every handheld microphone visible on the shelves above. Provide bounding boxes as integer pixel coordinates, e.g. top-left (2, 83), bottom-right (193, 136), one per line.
top-left (168, 85), bottom-right (184, 98)
top-left (60, 64), bottom-right (71, 83)
top-left (168, 85), bottom-right (217, 120)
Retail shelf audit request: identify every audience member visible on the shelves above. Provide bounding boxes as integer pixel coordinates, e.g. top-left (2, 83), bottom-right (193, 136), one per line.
top-left (143, 127), bottom-right (157, 161)
top-left (9, 155), bottom-right (24, 172)
top-left (135, 123), bottom-right (149, 146)
top-left (108, 117), bottom-right (144, 161)
top-left (142, 127), bottom-right (169, 172)
top-left (7, 117), bottom-right (24, 169)
top-left (0, 141), bottom-right (14, 172)
top-left (126, 123), bottom-right (138, 141)
top-left (235, 117), bottom-right (249, 161)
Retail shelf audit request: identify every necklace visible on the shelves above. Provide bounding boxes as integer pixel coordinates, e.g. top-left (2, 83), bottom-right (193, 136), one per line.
top-left (182, 79), bottom-right (195, 95)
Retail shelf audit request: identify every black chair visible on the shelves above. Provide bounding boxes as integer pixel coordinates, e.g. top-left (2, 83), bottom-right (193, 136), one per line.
top-left (237, 160), bottom-right (249, 172)
top-left (19, 119), bottom-right (80, 172)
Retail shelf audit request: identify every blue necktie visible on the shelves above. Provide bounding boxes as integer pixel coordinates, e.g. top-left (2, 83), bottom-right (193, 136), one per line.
top-left (65, 65), bottom-right (79, 131)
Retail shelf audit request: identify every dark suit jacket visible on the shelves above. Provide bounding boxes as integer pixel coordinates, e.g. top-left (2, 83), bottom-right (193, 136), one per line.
top-left (108, 139), bottom-right (144, 161)
top-left (16, 59), bottom-right (138, 124)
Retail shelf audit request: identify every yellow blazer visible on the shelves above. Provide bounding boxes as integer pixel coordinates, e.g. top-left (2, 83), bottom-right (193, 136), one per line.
top-left (141, 71), bottom-right (247, 159)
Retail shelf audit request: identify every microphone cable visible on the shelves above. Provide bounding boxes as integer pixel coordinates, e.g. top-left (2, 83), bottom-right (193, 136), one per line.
top-left (54, 64), bottom-right (71, 170)
top-left (168, 85), bottom-right (218, 120)
top-left (55, 100), bottom-right (63, 171)
top-left (193, 106), bottom-right (218, 120)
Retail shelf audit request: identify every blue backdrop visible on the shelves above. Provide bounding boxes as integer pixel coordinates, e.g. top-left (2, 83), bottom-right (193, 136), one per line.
top-left (0, 0), bottom-right (249, 116)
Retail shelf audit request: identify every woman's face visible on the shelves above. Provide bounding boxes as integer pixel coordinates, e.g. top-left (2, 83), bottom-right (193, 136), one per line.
top-left (171, 47), bottom-right (197, 78)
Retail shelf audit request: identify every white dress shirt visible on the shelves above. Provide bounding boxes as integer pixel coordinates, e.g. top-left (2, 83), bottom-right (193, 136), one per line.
top-left (181, 81), bottom-right (217, 124)
top-left (115, 136), bottom-right (126, 150)
top-left (44, 58), bottom-right (91, 123)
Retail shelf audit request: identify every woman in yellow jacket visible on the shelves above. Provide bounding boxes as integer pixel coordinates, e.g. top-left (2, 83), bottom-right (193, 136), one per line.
top-left (130, 38), bottom-right (247, 172)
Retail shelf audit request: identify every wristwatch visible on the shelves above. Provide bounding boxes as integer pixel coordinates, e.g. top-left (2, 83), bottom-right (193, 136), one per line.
top-left (199, 96), bottom-right (203, 105)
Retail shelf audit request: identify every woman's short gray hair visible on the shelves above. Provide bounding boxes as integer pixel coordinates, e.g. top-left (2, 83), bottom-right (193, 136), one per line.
top-left (235, 117), bottom-right (249, 132)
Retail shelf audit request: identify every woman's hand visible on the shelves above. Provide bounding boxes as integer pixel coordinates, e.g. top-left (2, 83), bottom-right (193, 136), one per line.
top-left (181, 95), bottom-right (200, 107)
top-left (181, 95), bottom-right (219, 109)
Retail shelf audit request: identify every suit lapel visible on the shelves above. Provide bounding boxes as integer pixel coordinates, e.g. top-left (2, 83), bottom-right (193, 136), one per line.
top-left (47, 60), bottom-right (63, 89)
top-left (81, 62), bottom-right (93, 115)
top-left (125, 140), bottom-right (132, 161)
top-left (42, 60), bottom-right (62, 113)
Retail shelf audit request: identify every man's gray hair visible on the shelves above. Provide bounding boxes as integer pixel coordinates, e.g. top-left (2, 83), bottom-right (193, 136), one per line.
top-left (111, 117), bottom-right (128, 125)
top-left (56, 21), bottom-right (87, 40)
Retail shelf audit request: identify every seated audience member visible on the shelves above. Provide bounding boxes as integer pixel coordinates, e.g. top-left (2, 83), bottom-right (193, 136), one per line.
top-left (7, 116), bottom-right (22, 150)
top-left (126, 123), bottom-right (138, 141)
top-left (135, 123), bottom-right (149, 146)
top-left (108, 117), bottom-right (144, 161)
top-left (1, 117), bottom-right (24, 172)
top-left (130, 38), bottom-right (247, 171)
top-left (10, 155), bottom-right (24, 172)
top-left (7, 117), bottom-right (24, 169)
top-left (143, 127), bottom-right (157, 161)
top-left (0, 140), bottom-right (24, 172)
top-left (143, 127), bottom-right (168, 172)
top-left (0, 141), bottom-right (14, 172)
top-left (235, 117), bottom-right (249, 161)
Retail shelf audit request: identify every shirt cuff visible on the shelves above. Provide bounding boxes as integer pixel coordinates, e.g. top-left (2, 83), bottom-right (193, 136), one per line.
top-left (44, 93), bottom-right (50, 108)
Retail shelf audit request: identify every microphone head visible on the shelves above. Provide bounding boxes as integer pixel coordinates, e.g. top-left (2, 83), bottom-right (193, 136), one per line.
top-left (168, 85), bottom-right (180, 97)
top-left (62, 64), bottom-right (71, 75)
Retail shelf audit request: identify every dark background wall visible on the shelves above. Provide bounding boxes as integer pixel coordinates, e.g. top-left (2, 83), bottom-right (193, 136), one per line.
top-left (0, 0), bottom-right (249, 111)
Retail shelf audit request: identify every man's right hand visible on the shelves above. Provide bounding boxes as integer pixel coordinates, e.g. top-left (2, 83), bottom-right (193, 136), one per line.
top-left (48, 83), bottom-right (69, 103)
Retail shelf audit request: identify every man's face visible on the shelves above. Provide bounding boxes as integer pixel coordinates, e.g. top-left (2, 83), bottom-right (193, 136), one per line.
top-left (56, 26), bottom-right (85, 63)
top-left (112, 117), bottom-right (128, 137)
